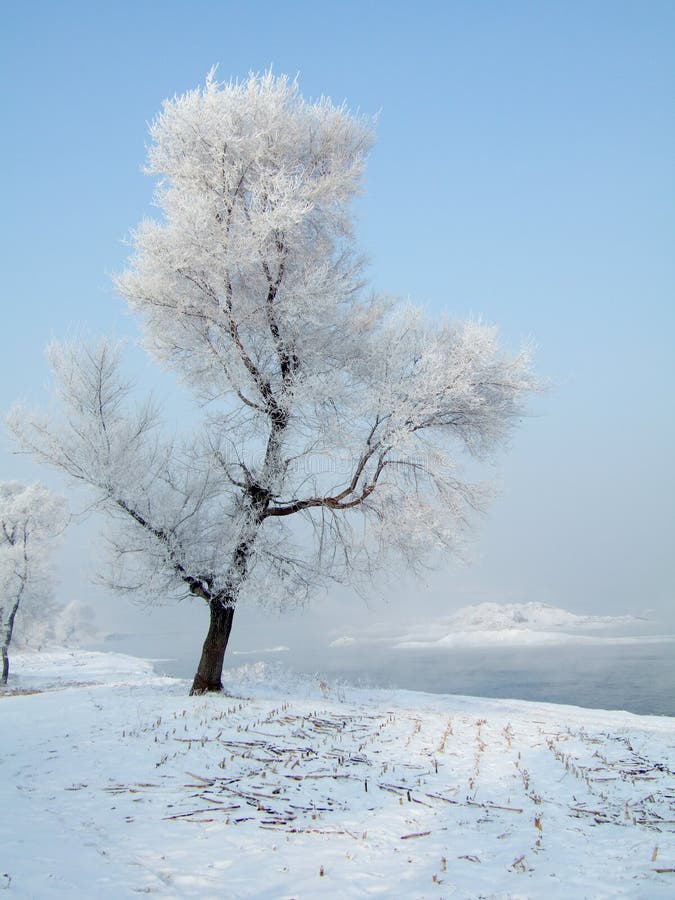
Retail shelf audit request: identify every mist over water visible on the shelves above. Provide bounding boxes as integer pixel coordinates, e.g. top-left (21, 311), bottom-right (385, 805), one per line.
top-left (102, 631), bottom-right (675, 718)
top-left (309, 642), bottom-right (675, 717)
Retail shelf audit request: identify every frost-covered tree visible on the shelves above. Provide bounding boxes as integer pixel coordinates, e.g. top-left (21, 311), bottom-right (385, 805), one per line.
top-left (11, 72), bottom-right (537, 693)
top-left (0, 482), bottom-right (68, 684)
top-left (52, 600), bottom-right (97, 647)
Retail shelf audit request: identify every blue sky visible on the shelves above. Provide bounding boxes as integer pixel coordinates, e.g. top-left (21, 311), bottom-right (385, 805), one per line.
top-left (2, 1), bottom-right (673, 636)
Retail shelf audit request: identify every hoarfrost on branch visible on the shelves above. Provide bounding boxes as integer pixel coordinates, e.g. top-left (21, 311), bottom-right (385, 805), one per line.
top-left (10, 72), bottom-right (538, 692)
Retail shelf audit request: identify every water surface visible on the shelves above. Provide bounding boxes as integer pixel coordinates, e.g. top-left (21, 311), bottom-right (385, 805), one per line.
top-left (129, 636), bottom-right (675, 717)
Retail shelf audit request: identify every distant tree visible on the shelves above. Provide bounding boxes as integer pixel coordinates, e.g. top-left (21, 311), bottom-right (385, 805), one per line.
top-left (10, 72), bottom-right (537, 693)
top-left (52, 600), bottom-right (97, 647)
top-left (0, 482), bottom-right (68, 684)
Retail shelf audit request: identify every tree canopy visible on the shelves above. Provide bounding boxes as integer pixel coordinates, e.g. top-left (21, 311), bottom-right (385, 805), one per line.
top-left (11, 72), bottom-right (537, 692)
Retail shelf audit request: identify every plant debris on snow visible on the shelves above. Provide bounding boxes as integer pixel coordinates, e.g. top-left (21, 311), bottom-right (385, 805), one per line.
top-left (1, 650), bottom-right (674, 897)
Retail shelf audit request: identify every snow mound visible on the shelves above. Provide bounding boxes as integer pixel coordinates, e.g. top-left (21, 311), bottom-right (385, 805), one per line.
top-left (332, 602), bottom-right (647, 650)
top-left (444, 601), bottom-right (636, 632)
top-left (329, 636), bottom-right (358, 647)
top-left (390, 603), bottom-right (652, 649)
top-left (395, 630), bottom-right (675, 649)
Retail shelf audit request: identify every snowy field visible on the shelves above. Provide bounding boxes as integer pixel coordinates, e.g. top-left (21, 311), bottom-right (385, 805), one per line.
top-left (1, 650), bottom-right (674, 898)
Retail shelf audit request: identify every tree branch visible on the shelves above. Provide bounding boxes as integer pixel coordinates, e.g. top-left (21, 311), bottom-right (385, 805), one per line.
top-left (112, 497), bottom-right (213, 601)
top-left (264, 453), bottom-right (388, 518)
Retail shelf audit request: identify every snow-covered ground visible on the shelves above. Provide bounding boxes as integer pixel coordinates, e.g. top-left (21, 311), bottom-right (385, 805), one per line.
top-left (2, 649), bottom-right (674, 898)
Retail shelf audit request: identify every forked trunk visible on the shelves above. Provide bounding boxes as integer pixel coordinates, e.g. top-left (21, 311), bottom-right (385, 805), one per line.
top-left (190, 600), bottom-right (235, 694)
top-left (189, 452), bottom-right (275, 695)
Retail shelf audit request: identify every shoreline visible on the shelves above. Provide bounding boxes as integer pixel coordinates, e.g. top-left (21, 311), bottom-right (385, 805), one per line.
top-left (8, 644), bottom-right (675, 722)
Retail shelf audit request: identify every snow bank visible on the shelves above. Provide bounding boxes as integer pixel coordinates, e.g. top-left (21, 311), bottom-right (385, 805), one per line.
top-left (231, 645), bottom-right (290, 656)
top-left (441, 601), bottom-right (638, 631)
top-left (330, 601), bottom-right (660, 651)
top-left (395, 629), bottom-right (675, 649)
top-left (329, 636), bottom-right (358, 647)
top-left (5, 647), bottom-right (165, 691)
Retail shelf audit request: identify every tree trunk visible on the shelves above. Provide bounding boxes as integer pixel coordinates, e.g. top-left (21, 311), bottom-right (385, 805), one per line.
top-left (1, 593), bottom-right (23, 686)
top-left (190, 601), bottom-right (235, 694)
top-left (188, 460), bottom-right (273, 695)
